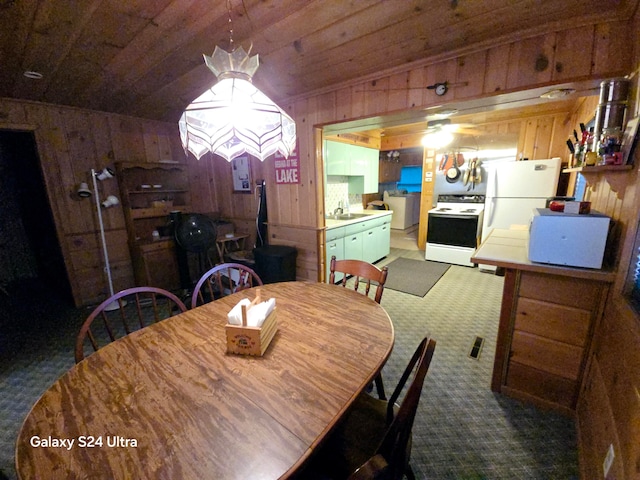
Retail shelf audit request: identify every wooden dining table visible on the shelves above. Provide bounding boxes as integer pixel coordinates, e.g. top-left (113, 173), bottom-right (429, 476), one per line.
top-left (15, 281), bottom-right (394, 479)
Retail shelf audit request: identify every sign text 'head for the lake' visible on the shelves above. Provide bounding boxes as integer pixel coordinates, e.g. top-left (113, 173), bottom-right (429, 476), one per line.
top-left (274, 144), bottom-right (300, 184)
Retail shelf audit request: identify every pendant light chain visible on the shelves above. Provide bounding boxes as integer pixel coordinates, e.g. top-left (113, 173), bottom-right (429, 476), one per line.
top-left (227, 0), bottom-right (234, 51)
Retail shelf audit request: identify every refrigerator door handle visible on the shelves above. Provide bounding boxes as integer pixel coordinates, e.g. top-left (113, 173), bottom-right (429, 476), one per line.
top-left (485, 166), bottom-right (497, 228)
top-left (486, 196), bottom-right (495, 227)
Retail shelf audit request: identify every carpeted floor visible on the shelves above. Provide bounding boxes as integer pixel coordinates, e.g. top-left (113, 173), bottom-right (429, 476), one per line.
top-left (0, 248), bottom-right (579, 479)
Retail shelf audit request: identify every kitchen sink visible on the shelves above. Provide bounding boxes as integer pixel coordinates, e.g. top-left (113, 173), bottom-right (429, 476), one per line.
top-left (326, 213), bottom-right (370, 220)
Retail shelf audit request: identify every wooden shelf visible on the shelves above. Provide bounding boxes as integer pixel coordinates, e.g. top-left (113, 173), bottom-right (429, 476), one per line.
top-left (116, 161), bottom-right (192, 290)
top-left (129, 189), bottom-right (188, 195)
top-left (131, 205), bottom-right (191, 219)
top-left (563, 164), bottom-right (633, 173)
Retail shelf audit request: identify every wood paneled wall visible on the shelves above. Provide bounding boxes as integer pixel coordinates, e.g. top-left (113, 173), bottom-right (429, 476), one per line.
top-left (276, 18), bottom-right (631, 277)
top-left (0, 14), bottom-right (638, 477)
top-left (0, 16), bottom-right (632, 300)
top-left (0, 98), bottom-right (188, 306)
top-left (275, 16), bottom-right (639, 478)
top-left (187, 152), bottom-right (265, 247)
top-left (575, 19), bottom-right (640, 478)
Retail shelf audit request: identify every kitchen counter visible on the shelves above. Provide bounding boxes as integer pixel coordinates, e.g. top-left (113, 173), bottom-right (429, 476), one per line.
top-left (472, 228), bottom-right (615, 414)
top-left (323, 210), bottom-right (392, 282)
top-left (472, 228), bottom-right (616, 282)
top-left (325, 210), bottom-right (392, 229)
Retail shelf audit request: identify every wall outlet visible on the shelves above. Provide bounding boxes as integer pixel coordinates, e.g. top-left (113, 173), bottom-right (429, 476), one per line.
top-left (603, 443), bottom-right (615, 478)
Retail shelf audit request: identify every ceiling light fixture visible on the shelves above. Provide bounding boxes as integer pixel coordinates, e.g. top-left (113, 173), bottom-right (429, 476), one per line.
top-left (421, 131), bottom-right (454, 149)
top-left (540, 88), bottom-right (576, 99)
top-left (178, 1), bottom-right (296, 162)
top-left (23, 71), bottom-right (43, 79)
top-left (431, 109), bottom-right (459, 119)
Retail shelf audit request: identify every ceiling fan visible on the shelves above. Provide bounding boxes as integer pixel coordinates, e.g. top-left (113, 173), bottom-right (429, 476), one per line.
top-left (424, 118), bottom-right (482, 136)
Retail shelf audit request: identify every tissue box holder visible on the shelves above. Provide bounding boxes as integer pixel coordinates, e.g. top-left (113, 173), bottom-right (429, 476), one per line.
top-left (225, 309), bottom-right (278, 356)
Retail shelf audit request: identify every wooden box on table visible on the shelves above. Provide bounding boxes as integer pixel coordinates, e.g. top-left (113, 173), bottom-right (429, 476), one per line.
top-left (225, 291), bottom-right (278, 356)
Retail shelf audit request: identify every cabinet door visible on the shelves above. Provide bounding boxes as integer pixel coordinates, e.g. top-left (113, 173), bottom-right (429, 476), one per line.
top-left (326, 238), bottom-right (344, 283)
top-left (377, 220), bottom-right (391, 260)
top-left (364, 147), bottom-right (380, 193)
top-left (364, 221), bottom-right (391, 264)
top-left (380, 161), bottom-right (401, 183)
top-left (344, 231), bottom-right (363, 263)
top-left (140, 243), bottom-right (180, 290)
top-left (325, 140), bottom-right (350, 175)
top-left (362, 228), bottom-right (377, 264)
top-left (349, 145), bottom-right (379, 193)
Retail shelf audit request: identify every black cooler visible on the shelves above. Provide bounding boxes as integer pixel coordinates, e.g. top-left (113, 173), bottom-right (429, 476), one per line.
top-left (253, 245), bottom-right (297, 284)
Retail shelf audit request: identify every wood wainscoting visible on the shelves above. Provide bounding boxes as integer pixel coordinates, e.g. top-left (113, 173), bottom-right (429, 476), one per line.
top-left (0, 98), bottom-right (184, 306)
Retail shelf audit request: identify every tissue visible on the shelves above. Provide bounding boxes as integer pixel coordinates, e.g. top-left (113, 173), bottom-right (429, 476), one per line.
top-left (227, 298), bottom-right (251, 325)
top-left (246, 298), bottom-right (276, 327)
top-left (227, 298), bottom-right (276, 327)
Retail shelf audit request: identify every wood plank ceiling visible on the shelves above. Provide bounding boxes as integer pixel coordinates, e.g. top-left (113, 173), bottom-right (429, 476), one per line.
top-left (0, 0), bottom-right (637, 124)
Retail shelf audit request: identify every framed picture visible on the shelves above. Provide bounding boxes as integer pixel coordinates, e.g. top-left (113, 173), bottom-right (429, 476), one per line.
top-left (621, 116), bottom-right (639, 165)
top-left (231, 156), bottom-right (252, 192)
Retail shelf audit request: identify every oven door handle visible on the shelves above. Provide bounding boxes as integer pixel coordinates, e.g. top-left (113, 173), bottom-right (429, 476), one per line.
top-left (429, 213), bottom-right (478, 219)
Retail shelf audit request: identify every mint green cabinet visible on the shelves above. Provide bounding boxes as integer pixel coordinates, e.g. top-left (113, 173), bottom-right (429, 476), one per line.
top-left (326, 214), bottom-right (391, 283)
top-left (325, 140), bottom-right (379, 193)
top-left (325, 141), bottom-right (351, 175)
top-left (344, 230), bottom-right (364, 262)
top-left (325, 226), bottom-right (346, 282)
top-left (363, 216), bottom-right (391, 264)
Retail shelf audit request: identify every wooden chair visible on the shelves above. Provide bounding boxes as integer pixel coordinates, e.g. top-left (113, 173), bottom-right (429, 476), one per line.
top-left (75, 286), bottom-right (187, 363)
top-left (330, 255), bottom-right (388, 304)
top-left (191, 262), bottom-right (263, 308)
top-left (330, 255), bottom-right (389, 398)
top-left (308, 337), bottom-right (437, 480)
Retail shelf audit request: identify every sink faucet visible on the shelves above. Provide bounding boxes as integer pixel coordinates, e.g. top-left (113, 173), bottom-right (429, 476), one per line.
top-left (334, 200), bottom-right (344, 215)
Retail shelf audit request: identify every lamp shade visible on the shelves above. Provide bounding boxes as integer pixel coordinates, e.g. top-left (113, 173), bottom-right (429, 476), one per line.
top-left (179, 46), bottom-right (296, 162)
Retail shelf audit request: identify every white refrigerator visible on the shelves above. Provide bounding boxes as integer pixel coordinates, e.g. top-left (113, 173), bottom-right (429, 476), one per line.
top-left (479, 158), bottom-right (561, 271)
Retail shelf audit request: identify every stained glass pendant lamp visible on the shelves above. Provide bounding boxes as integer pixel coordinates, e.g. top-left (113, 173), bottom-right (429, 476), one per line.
top-left (178, 43), bottom-right (296, 162)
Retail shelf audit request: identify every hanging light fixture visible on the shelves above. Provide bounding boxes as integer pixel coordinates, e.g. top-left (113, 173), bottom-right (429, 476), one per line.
top-left (178, 1), bottom-right (296, 162)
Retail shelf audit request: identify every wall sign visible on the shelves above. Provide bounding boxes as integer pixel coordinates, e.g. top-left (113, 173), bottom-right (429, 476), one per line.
top-left (274, 142), bottom-right (300, 184)
top-left (231, 156), bottom-right (252, 192)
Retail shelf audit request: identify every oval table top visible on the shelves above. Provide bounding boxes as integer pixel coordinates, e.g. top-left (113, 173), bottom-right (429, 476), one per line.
top-left (15, 281), bottom-right (394, 479)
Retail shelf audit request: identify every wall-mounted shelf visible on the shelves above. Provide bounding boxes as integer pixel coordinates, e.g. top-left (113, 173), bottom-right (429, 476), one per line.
top-left (562, 165), bottom-right (633, 173)
top-left (563, 164), bottom-right (634, 196)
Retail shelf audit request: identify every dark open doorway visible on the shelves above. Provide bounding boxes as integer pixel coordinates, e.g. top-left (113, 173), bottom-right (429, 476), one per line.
top-left (0, 130), bottom-right (72, 309)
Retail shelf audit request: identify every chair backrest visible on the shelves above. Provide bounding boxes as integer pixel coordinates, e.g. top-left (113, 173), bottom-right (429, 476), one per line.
top-left (75, 286), bottom-right (187, 363)
top-left (191, 262), bottom-right (263, 308)
top-left (329, 255), bottom-right (388, 304)
top-left (375, 337), bottom-right (436, 480)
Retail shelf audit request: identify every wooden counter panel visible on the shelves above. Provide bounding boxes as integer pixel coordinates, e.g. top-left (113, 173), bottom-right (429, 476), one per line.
top-left (515, 298), bottom-right (591, 347)
top-left (518, 270), bottom-right (602, 311)
top-left (505, 362), bottom-right (577, 409)
top-left (472, 229), bottom-right (616, 282)
top-left (577, 356), bottom-right (625, 480)
top-left (511, 331), bottom-right (583, 380)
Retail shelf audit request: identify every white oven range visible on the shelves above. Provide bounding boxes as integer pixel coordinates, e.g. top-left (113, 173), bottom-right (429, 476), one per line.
top-left (425, 194), bottom-right (485, 267)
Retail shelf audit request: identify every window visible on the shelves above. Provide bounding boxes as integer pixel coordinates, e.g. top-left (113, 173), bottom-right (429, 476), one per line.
top-left (397, 166), bottom-right (422, 192)
top-left (625, 219), bottom-right (640, 313)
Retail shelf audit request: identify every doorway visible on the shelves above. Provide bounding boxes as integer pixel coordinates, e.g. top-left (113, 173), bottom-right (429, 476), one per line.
top-left (0, 130), bottom-right (72, 310)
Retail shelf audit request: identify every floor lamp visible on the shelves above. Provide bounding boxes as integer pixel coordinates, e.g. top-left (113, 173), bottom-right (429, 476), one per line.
top-left (79, 168), bottom-right (120, 310)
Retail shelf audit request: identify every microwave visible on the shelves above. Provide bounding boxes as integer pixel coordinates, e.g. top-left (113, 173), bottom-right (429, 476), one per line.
top-left (528, 208), bottom-right (611, 269)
